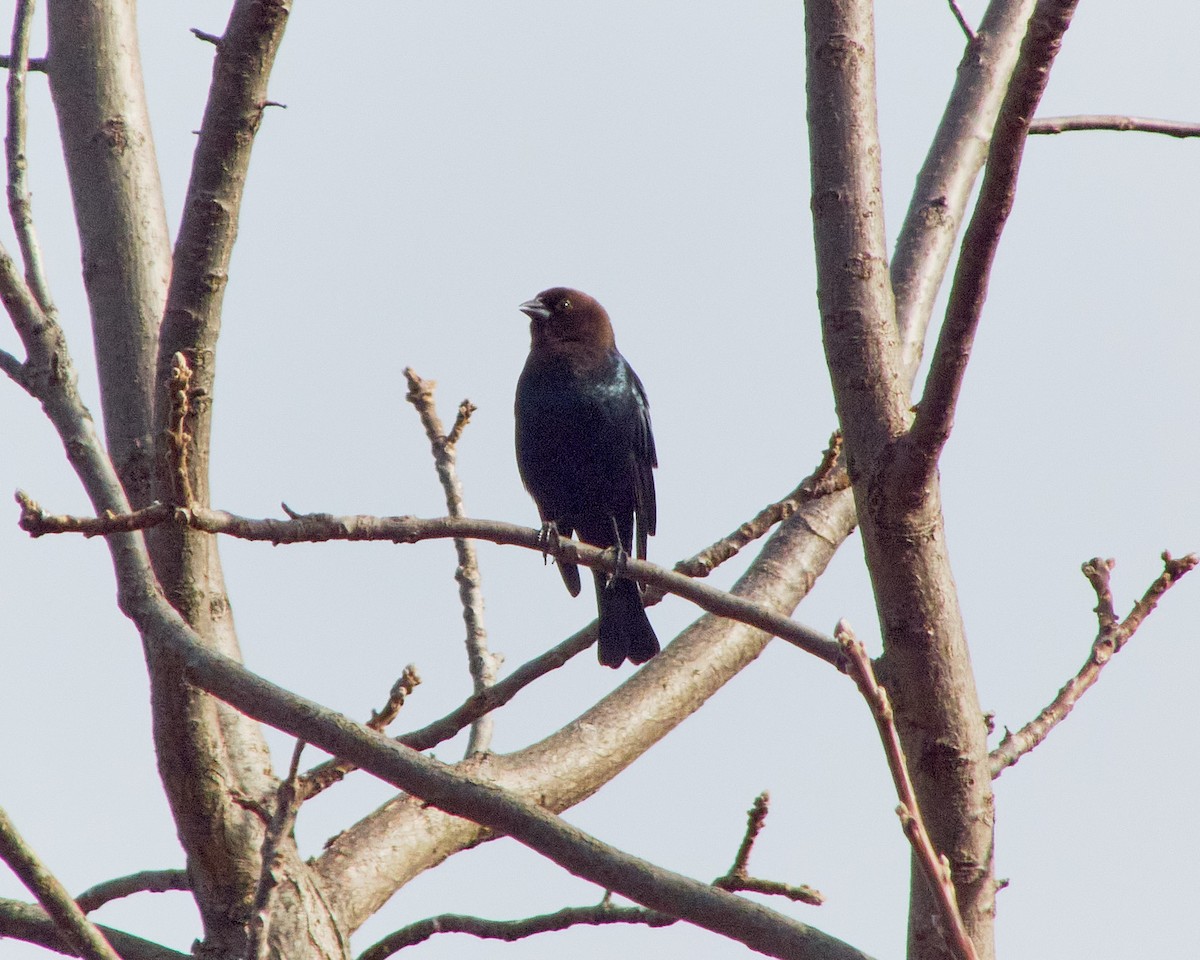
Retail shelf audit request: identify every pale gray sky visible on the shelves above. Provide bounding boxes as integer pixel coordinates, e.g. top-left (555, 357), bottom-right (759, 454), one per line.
top-left (3, 2), bottom-right (1198, 958)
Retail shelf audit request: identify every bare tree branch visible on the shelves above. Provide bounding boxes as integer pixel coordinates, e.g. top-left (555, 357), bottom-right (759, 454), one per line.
top-left (1030, 114), bottom-right (1200, 137)
top-left (357, 901), bottom-right (677, 959)
top-left (0, 804), bottom-right (122, 960)
top-left (908, 0), bottom-right (1081, 475)
top-left (0, 898), bottom-right (188, 960)
top-left (404, 368), bottom-right (499, 756)
top-left (713, 793), bottom-right (824, 906)
top-left (75, 870), bottom-right (191, 915)
top-left (946, 0), bottom-right (975, 39)
top-left (165, 614), bottom-right (875, 960)
top-left (46, 0), bottom-right (171, 506)
top-left (15, 498), bottom-right (844, 668)
top-left (300, 631), bottom-right (595, 797)
top-left (5, 0), bottom-right (55, 314)
top-left (892, 0), bottom-right (1037, 375)
top-left (990, 552), bottom-right (1198, 777)
top-left (397, 626), bottom-right (592, 748)
top-left (302, 666), bottom-right (422, 800)
top-left (0, 54), bottom-right (47, 72)
top-left (837, 624), bottom-right (978, 960)
top-left (674, 433), bottom-right (847, 580)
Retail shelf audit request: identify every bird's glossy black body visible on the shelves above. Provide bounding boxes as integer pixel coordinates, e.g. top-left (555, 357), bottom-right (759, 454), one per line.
top-left (515, 288), bottom-right (658, 667)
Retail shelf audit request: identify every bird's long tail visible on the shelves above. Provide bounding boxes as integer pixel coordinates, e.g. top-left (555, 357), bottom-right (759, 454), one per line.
top-left (593, 572), bottom-right (659, 668)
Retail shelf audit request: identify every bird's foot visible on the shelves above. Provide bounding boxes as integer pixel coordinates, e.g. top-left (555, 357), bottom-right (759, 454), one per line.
top-left (537, 521), bottom-right (563, 566)
top-left (601, 542), bottom-right (630, 587)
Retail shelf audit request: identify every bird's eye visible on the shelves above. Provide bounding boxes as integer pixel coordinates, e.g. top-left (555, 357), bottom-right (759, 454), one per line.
top-left (560, 298), bottom-right (572, 311)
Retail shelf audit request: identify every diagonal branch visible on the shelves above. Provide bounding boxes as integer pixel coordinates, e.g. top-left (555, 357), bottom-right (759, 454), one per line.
top-left (301, 667), bottom-right (422, 800)
top-left (892, 0), bottom-right (1037, 375)
top-left (674, 433), bottom-right (847, 580)
top-left (0, 804), bottom-right (122, 960)
top-left (906, 0), bottom-right (1082, 476)
top-left (166, 614), bottom-right (875, 960)
top-left (990, 551), bottom-right (1198, 777)
top-left (837, 624), bottom-right (978, 960)
top-left (0, 898), bottom-right (187, 960)
top-left (946, 0), bottom-right (975, 40)
top-left (302, 629), bottom-right (591, 794)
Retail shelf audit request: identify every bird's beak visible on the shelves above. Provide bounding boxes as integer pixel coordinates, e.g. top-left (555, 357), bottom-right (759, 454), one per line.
top-left (518, 298), bottom-right (550, 321)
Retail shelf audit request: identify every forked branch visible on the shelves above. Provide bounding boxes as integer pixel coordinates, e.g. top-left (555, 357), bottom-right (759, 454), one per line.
top-left (0, 805), bottom-right (121, 960)
top-left (991, 551), bottom-right (1197, 776)
top-left (714, 792), bottom-right (824, 906)
top-left (907, 0), bottom-right (1082, 476)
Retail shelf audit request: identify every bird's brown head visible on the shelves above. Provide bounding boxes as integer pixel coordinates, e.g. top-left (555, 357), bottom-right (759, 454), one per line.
top-left (519, 287), bottom-right (616, 354)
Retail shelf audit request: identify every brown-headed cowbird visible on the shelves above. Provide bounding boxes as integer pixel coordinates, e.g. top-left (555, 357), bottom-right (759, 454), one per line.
top-left (515, 287), bottom-right (659, 668)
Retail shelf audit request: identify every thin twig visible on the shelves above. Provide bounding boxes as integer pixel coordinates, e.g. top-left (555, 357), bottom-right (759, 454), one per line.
top-left (990, 551), bottom-right (1197, 777)
top-left (16, 499), bottom-right (844, 667)
top-left (906, 0), bottom-right (1081, 478)
top-left (403, 368), bottom-right (498, 755)
top-left (836, 622), bottom-right (978, 960)
top-left (1030, 114), bottom-right (1200, 138)
top-left (75, 869), bottom-right (191, 914)
top-left (399, 626), bottom-right (592, 749)
top-left (247, 741), bottom-right (306, 960)
top-left (357, 900), bottom-right (677, 960)
top-left (714, 792), bottom-right (824, 906)
top-left (946, 0), bottom-right (975, 39)
top-left (15, 491), bottom-right (175, 536)
top-left (675, 433), bottom-right (848, 580)
top-left (0, 53), bottom-right (47, 72)
top-left (306, 632), bottom-right (594, 798)
top-left (728, 792), bottom-right (769, 876)
top-left (0, 804), bottom-right (122, 960)
top-left (5, 0), bottom-right (55, 314)
top-left (301, 666), bottom-right (422, 800)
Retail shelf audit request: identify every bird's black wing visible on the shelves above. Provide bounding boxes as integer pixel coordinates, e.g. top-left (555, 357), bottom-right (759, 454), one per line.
top-left (626, 359), bottom-right (657, 561)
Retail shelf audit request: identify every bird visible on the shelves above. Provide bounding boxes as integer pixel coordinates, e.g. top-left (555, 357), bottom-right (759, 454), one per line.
top-left (514, 287), bottom-right (659, 668)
